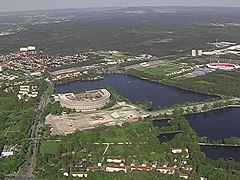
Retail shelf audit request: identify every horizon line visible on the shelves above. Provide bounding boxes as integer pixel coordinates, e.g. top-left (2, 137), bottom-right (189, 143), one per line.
top-left (1, 5), bottom-right (240, 14)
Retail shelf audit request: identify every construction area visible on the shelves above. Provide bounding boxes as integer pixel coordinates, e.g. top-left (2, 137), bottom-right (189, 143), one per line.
top-left (45, 105), bottom-right (147, 135)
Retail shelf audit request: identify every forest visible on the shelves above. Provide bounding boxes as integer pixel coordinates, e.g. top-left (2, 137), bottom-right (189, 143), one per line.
top-left (0, 80), bottom-right (47, 175)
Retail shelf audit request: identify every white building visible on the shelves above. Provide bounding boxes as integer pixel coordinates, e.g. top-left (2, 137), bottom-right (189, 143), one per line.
top-left (63, 172), bottom-right (69, 177)
top-left (27, 46), bottom-right (36, 51)
top-left (171, 149), bottom-right (183, 154)
top-left (157, 167), bottom-right (179, 174)
top-left (198, 50), bottom-right (203, 56)
top-left (1, 151), bottom-right (14, 157)
top-left (20, 47), bottom-right (28, 52)
top-left (107, 157), bottom-right (125, 164)
top-left (191, 50), bottom-right (197, 57)
top-left (71, 172), bottom-right (88, 178)
top-left (30, 72), bottom-right (42, 77)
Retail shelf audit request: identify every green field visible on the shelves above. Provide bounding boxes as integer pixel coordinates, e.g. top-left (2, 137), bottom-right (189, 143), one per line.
top-left (144, 65), bottom-right (182, 76)
top-left (99, 128), bottom-right (129, 142)
top-left (40, 140), bottom-right (62, 154)
top-left (197, 80), bottom-right (215, 85)
top-left (91, 51), bottom-right (129, 61)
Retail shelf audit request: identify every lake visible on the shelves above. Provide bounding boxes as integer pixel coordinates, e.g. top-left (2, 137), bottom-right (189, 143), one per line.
top-left (187, 107), bottom-right (240, 141)
top-left (55, 74), bottom-right (213, 110)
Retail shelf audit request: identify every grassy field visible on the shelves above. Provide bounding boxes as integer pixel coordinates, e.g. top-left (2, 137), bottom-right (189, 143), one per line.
top-left (91, 51), bottom-right (129, 61)
top-left (197, 80), bottom-right (215, 85)
top-left (144, 65), bottom-right (182, 76)
top-left (99, 128), bottom-right (129, 142)
top-left (40, 140), bottom-right (62, 154)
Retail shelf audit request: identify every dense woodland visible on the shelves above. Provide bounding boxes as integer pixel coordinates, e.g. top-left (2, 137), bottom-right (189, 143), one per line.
top-left (0, 80), bottom-right (47, 175)
top-left (173, 71), bottom-right (240, 97)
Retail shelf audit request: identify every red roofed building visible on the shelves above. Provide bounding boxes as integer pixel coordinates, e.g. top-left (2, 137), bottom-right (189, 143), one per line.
top-left (106, 165), bottom-right (127, 173)
top-left (180, 174), bottom-right (189, 179)
top-left (130, 165), bottom-right (151, 171)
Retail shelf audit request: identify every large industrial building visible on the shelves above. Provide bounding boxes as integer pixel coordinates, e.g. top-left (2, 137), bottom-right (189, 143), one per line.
top-left (55, 89), bottom-right (111, 111)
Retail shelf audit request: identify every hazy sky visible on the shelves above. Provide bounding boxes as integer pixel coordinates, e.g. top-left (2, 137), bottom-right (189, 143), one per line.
top-left (1, 0), bottom-right (240, 12)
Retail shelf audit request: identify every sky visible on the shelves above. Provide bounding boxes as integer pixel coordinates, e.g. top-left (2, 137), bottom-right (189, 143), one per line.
top-left (0, 0), bottom-right (240, 12)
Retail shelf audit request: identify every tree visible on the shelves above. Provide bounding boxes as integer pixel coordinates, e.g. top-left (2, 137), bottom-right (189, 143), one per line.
top-left (193, 105), bottom-right (198, 113)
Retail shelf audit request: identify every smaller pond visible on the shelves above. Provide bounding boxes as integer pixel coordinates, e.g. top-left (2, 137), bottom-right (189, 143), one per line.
top-left (201, 145), bottom-right (240, 162)
top-left (158, 132), bottom-right (181, 143)
top-left (152, 119), bottom-right (170, 128)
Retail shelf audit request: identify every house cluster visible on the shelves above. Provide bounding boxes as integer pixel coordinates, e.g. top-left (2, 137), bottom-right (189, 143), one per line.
top-left (63, 148), bottom-right (192, 179)
top-left (18, 85), bottom-right (38, 101)
top-left (0, 73), bottom-right (19, 81)
top-left (48, 69), bottom-right (89, 82)
top-left (1, 48), bottom-right (156, 82)
top-left (0, 144), bottom-right (21, 158)
top-left (1, 50), bottom-right (88, 73)
top-left (0, 67), bottom-right (19, 81)
top-left (126, 54), bottom-right (153, 62)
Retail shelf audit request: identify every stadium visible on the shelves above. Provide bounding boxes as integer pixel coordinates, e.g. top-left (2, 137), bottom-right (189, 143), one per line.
top-left (55, 89), bottom-right (111, 111)
top-left (206, 63), bottom-right (240, 70)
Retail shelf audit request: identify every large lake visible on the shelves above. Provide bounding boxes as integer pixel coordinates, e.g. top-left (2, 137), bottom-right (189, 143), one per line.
top-left (187, 107), bottom-right (240, 141)
top-left (55, 74), bottom-right (213, 109)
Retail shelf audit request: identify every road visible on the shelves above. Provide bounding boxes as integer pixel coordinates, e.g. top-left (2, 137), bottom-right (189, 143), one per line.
top-left (14, 83), bottom-right (53, 179)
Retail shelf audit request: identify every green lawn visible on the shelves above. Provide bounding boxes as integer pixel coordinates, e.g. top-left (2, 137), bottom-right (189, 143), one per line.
top-left (104, 54), bottom-right (128, 61)
top-left (197, 80), bottom-right (215, 85)
top-left (144, 65), bottom-right (182, 76)
top-left (99, 128), bottom-right (129, 142)
top-left (40, 140), bottom-right (62, 154)
top-left (172, 76), bottom-right (188, 81)
top-left (92, 51), bottom-right (128, 61)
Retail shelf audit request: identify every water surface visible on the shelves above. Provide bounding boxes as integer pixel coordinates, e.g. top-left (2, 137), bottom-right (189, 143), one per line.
top-left (55, 74), bottom-right (213, 109)
top-left (158, 132), bottom-right (181, 143)
top-left (201, 145), bottom-right (240, 162)
top-left (152, 119), bottom-right (170, 128)
top-left (187, 107), bottom-right (240, 141)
